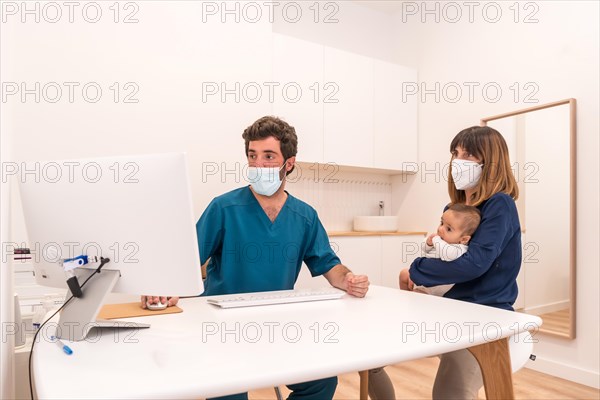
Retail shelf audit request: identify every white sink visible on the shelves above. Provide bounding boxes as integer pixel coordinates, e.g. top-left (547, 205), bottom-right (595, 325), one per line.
top-left (353, 216), bottom-right (399, 232)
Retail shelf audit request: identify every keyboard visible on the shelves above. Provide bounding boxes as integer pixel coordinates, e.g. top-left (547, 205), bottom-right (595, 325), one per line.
top-left (206, 288), bottom-right (345, 309)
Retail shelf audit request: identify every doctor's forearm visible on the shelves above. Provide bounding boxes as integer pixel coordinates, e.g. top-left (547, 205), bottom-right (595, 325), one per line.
top-left (324, 264), bottom-right (351, 290)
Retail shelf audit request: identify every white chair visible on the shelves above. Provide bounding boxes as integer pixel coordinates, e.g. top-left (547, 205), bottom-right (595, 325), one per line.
top-left (508, 330), bottom-right (536, 373)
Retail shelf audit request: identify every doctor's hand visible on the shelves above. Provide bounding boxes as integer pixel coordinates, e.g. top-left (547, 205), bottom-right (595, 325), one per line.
top-left (140, 295), bottom-right (179, 309)
top-left (343, 273), bottom-right (369, 298)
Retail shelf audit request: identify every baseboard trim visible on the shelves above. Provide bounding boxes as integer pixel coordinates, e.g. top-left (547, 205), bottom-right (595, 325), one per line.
top-left (524, 300), bottom-right (570, 315)
top-left (526, 356), bottom-right (600, 389)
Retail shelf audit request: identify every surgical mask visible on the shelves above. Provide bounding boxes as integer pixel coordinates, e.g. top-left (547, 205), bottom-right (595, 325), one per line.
top-left (451, 159), bottom-right (483, 190)
top-left (246, 162), bottom-right (286, 196)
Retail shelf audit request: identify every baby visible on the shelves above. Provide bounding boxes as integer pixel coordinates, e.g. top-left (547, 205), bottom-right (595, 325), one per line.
top-left (400, 203), bottom-right (481, 296)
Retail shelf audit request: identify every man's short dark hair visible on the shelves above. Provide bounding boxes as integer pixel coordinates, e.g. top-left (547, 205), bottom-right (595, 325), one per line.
top-left (242, 116), bottom-right (298, 175)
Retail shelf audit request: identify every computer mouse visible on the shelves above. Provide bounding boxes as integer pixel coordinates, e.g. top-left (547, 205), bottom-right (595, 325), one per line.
top-left (146, 300), bottom-right (168, 311)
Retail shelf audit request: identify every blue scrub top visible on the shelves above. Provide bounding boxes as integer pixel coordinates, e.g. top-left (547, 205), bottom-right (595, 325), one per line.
top-left (197, 186), bottom-right (340, 296)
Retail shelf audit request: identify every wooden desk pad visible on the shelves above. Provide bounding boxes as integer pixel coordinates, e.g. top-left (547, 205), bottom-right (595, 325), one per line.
top-left (98, 302), bottom-right (183, 320)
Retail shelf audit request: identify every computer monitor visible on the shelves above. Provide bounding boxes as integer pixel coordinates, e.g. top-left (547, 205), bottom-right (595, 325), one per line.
top-left (18, 153), bottom-right (204, 341)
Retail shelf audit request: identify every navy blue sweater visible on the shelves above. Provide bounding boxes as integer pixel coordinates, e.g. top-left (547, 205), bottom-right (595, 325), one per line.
top-left (410, 193), bottom-right (521, 310)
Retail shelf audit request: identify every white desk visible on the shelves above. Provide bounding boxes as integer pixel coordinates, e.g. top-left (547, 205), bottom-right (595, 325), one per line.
top-left (33, 286), bottom-right (542, 399)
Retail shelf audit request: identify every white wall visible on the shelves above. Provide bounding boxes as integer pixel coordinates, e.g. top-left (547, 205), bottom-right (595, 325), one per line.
top-left (390, 0), bottom-right (599, 387)
top-left (0, 176), bottom-right (15, 399)
top-left (1, 59), bottom-right (16, 400)
top-left (2, 2), bottom-right (273, 223)
top-left (287, 164), bottom-right (393, 231)
top-left (273, 1), bottom-right (411, 66)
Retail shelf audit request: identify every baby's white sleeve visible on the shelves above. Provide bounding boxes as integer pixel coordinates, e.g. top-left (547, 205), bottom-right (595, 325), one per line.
top-left (422, 239), bottom-right (438, 258)
top-left (432, 236), bottom-right (468, 261)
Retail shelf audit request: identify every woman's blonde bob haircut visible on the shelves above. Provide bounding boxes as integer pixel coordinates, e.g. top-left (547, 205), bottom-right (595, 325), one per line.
top-left (448, 126), bottom-right (519, 206)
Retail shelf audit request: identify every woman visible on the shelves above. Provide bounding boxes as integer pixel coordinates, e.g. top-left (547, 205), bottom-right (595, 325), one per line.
top-left (368, 125), bottom-right (521, 400)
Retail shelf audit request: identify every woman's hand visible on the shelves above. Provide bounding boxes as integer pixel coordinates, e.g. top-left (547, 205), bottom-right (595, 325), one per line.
top-left (140, 295), bottom-right (179, 308)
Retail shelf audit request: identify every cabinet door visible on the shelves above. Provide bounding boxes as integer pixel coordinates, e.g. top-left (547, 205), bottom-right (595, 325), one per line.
top-left (273, 34), bottom-right (324, 163)
top-left (381, 235), bottom-right (425, 289)
top-left (331, 236), bottom-right (381, 285)
top-left (323, 47), bottom-right (374, 167)
top-left (373, 61), bottom-right (418, 170)
top-left (295, 262), bottom-right (332, 289)
top-left (295, 236), bottom-right (382, 289)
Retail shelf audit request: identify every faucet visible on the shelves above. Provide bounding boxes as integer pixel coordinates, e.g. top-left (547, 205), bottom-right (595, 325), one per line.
top-left (379, 201), bottom-right (384, 216)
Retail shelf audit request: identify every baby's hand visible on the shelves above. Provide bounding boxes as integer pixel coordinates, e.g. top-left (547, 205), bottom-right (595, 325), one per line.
top-left (426, 233), bottom-right (437, 247)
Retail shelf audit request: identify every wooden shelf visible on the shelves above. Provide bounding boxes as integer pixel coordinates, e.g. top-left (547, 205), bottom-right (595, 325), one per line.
top-left (295, 161), bottom-right (416, 176)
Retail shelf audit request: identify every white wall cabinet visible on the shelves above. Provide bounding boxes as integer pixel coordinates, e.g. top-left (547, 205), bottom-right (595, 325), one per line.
top-left (295, 235), bottom-right (425, 290)
top-left (272, 34), bottom-right (418, 172)
top-left (373, 61), bottom-right (418, 170)
top-left (323, 47), bottom-right (374, 167)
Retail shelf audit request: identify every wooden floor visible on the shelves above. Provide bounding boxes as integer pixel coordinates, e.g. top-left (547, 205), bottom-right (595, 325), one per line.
top-left (248, 358), bottom-right (599, 400)
top-left (537, 308), bottom-right (571, 335)
top-left (515, 308), bottom-right (571, 337)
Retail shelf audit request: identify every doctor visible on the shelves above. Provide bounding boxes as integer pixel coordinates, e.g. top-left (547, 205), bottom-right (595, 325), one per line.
top-left (147, 116), bottom-right (370, 400)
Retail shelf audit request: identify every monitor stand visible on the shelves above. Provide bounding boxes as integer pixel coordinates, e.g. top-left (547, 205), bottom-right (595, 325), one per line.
top-left (56, 268), bottom-right (149, 342)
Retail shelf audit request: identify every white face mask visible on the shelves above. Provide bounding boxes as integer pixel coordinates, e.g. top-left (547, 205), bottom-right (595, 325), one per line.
top-left (451, 159), bottom-right (483, 190)
top-left (246, 162), bottom-right (286, 197)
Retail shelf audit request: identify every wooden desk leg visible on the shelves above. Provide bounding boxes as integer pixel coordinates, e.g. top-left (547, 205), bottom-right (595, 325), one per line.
top-left (359, 370), bottom-right (369, 400)
top-left (467, 338), bottom-right (514, 400)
